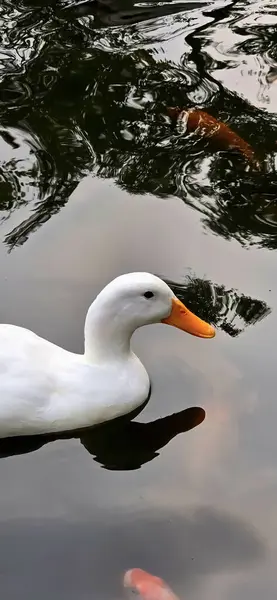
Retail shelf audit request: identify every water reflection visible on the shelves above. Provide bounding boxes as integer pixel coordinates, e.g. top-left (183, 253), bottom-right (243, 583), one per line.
top-left (61, 0), bottom-right (209, 27)
top-left (170, 275), bottom-right (271, 337)
top-left (1, 0), bottom-right (277, 251)
top-left (0, 406), bottom-right (205, 469)
top-left (197, 0), bottom-right (277, 113)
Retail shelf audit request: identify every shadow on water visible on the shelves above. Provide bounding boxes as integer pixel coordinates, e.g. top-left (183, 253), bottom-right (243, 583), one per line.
top-left (0, 406), bottom-right (205, 469)
top-left (0, 0), bottom-right (277, 251)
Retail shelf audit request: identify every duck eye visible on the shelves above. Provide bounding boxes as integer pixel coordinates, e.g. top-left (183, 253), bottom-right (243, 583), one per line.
top-left (143, 291), bottom-right (154, 299)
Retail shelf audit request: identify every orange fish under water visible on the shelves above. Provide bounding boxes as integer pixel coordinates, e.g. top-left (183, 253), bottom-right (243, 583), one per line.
top-left (167, 106), bottom-right (260, 169)
top-left (124, 569), bottom-right (179, 600)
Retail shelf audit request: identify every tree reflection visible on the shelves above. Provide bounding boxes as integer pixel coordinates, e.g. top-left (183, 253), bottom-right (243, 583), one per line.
top-left (168, 275), bottom-right (271, 337)
top-left (0, 0), bottom-right (277, 249)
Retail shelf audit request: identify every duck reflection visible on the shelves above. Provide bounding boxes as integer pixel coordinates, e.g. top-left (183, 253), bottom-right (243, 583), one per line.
top-left (0, 406), bottom-right (205, 469)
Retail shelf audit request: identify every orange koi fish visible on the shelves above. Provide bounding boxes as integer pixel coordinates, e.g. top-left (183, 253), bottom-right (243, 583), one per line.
top-left (167, 106), bottom-right (260, 169)
top-left (123, 569), bottom-right (179, 600)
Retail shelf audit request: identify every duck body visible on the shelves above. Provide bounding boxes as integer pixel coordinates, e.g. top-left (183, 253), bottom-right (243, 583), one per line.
top-left (0, 273), bottom-right (215, 439)
top-left (0, 324), bottom-right (150, 438)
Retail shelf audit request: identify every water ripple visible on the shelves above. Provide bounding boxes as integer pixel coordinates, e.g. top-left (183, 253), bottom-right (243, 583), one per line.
top-left (0, 0), bottom-right (276, 251)
top-left (196, 0), bottom-right (277, 113)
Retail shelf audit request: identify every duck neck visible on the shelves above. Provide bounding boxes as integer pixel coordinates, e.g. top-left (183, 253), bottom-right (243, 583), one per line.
top-left (84, 302), bottom-right (135, 363)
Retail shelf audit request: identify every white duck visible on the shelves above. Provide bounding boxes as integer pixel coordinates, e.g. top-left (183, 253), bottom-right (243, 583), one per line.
top-left (0, 272), bottom-right (215, 438)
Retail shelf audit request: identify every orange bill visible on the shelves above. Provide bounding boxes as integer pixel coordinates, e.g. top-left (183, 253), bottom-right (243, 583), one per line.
top-left (161, 297), bottom-right (215, 338)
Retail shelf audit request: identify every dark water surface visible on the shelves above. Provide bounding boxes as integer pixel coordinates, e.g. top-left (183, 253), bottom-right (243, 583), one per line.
top-left (0, 0), bottom-right (277, 598)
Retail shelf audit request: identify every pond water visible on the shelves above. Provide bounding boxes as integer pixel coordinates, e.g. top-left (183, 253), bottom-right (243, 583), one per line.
top-left (0, 0), bottom-right (277, 598)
